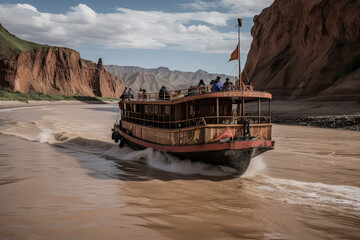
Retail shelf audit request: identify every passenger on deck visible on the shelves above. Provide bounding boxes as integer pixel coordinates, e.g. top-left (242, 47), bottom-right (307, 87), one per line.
top-left (159, 85), bottom-right (170, 100)
top-left (197, 79), bottom-right (206, 94)
top-left (128, 88), bottom-right (134, 99)
top-left (222, 78), bottom-right (233, 91)
top-left (211, 76), bottom-right (222, 92)
top-left (245, 82), bottom-right (254, 91)
top-left (229, 82), bottom-right (234, 90)
top-left (138, 88), bottom-right (143, 100)
top-left (120, 87), bottom-right (128, 100)
top-left (142, 89), bottom-right (147, 100)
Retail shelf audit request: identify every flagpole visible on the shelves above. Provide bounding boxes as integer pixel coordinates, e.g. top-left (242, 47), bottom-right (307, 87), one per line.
top-left (237, 18), bottom-right (242, 90)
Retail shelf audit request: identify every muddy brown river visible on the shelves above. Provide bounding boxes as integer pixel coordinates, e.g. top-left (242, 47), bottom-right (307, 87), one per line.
top-left (0, 104), bottom-right (359, 239)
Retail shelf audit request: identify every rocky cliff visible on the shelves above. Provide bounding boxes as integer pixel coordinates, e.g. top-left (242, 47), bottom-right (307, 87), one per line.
top-left (0, 24), bottom-right (124, 97)
top-left (106, 65), bottom-right (234, 92)
top-left (244, 0), bottom-right (360, 100)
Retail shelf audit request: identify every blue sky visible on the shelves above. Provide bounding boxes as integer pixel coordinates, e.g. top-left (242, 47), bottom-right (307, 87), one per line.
top-left (0, 0), bottom-right (273, 75)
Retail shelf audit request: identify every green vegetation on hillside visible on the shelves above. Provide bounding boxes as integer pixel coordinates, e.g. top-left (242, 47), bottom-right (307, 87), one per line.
top-left (0, 90), bottom-right (119, 103)
top-left (0, 24), bottom-right (47, 58)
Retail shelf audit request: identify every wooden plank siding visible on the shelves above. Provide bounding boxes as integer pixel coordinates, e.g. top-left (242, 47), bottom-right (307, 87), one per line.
top-left (122, 121), bottom-right (272, 146)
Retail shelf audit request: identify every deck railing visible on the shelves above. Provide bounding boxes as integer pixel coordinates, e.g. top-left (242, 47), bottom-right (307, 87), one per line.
top-left (121, 84), bottom-right (255, 102)
top-left (122, 114), bottom-right (271, 129)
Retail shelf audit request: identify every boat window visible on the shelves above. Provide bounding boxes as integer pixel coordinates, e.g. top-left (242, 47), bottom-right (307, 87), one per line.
top-left (189, 104), bottom-right (194, 117)
top-left (220, 105), bottom-right (228, 116)
top-left (155, 105), bottom-right (158, 114)
top-left (165, 106), bottom-right (170, 114)
top-left (144, 105), bottom-right (148, 113)
top-left (232, 104), bottom-right (238, 115)
top-left (159, 105), bottom-right (163, 115)
top-left (149, 105), bottom-right (154, 113)
top-left (210, 105), bottom-right (215, 115)
top-left (133, 104), bottom-right (136, 112)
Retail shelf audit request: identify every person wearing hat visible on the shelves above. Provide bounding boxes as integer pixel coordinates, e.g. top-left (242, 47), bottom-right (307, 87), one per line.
top-left (211, 76), bottom-right (222, 92)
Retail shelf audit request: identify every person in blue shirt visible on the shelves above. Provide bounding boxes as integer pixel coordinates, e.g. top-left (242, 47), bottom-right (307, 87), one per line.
top-left (128, 88), bottom-right (134, 98)
top-left (211, 76), bottom-right (222, 92)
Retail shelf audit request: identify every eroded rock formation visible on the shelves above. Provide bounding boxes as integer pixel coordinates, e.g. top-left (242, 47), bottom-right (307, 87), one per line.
top-left (244, 0), bottom-right (360, 100)
top-left (0, 25), bottom-right (124, 97)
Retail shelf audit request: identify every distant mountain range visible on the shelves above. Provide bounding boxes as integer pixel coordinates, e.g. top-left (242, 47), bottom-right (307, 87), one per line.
top-left (105, 65), bottom-right (235, 92)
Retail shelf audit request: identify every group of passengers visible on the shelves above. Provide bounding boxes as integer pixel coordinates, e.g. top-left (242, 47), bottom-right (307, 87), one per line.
top-left (209, 76), bottom-right (234, 92)
top-left (156, 76), bottom-right (235, 99)
top-left (138, 88), bottom-right (147, 100)
top-left (121, 75), bottom-right (242, 101)
top-left (120, 87), bottom-right (134, 100)
top-left (187, 76), bottom-right (234, 95)
top-left (121, 87), bottom-right (148, 100)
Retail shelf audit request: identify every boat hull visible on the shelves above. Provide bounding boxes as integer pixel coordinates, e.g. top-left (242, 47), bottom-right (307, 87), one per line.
top-left (113, 126), bottom-right (274, 175)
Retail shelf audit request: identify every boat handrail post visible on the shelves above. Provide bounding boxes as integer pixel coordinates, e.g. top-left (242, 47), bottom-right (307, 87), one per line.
top-left (242, 97), bottom-right (245, 120)
top-left (185, 101), bottom-right (189, 127)
top-left (216, 97), bottom-right (219, 124)
top-left (258, 98), bottom-right (261, 124)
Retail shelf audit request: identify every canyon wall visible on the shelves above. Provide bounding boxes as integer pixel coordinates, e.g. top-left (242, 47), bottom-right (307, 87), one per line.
top-left (244, 0), bottom-right (360, 100)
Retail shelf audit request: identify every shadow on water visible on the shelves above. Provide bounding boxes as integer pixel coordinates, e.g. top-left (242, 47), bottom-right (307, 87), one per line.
top-left (86, 107), bottom-right (119, 113)
top-left (51, 137), bottom-right (238, 182)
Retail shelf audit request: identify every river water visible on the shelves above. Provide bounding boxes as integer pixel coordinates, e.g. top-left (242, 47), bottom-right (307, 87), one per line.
top-left (0, 104), bottom-right (359, 240)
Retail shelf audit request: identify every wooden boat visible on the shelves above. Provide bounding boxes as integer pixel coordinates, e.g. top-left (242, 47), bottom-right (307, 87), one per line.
top-left (112, 84), bottom-right (274, 174)
top-left (111, 19), bottom-right (275, 175)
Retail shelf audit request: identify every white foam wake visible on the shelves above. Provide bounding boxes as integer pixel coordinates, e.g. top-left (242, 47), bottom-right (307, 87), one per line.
top-left (250, 176), bottom-right (360, 213)
top-left (103, 147), bottom-right (238, 176)
top-left (242, 156), bottom-right (266, 177)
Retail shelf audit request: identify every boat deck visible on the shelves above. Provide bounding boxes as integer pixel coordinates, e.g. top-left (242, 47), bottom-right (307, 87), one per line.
top-left (121, 85), bottom-right (272, 103)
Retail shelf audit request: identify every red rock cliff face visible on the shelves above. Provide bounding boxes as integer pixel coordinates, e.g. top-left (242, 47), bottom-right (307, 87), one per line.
top-left (0, 47), bottom-right (124, 97)
top-left (244, 0), bottom-right (360, 100)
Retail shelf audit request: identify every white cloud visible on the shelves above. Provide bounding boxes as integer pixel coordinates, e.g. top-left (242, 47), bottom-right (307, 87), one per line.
top-left (180, 0), bottom-right (274, 16)
top-left (0, 3), bottom-right (253, 53)
top-left (179, 0), bottom-right (219, 11)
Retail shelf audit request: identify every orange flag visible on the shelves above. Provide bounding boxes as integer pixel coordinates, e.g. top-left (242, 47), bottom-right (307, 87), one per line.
top-left (211, 128), bottom-right (234, 142)
top-left (228, 44), bottom-right (239, 62)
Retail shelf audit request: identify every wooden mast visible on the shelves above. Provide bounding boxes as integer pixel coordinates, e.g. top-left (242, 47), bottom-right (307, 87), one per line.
top-left (237, 18), bottom-right (242, 90)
